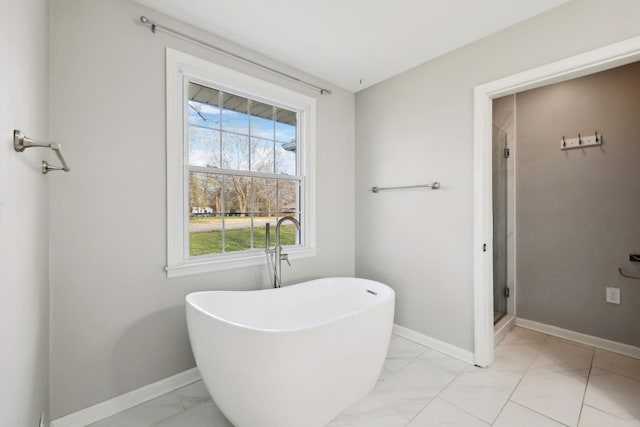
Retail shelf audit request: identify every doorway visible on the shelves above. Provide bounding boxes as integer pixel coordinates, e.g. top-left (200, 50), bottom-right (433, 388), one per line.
top-left (472, 35), bottom-right (640, 367)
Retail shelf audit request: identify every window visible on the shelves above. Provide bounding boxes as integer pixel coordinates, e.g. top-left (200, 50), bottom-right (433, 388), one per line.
top-left (166, 49), bottom-right (316, 277)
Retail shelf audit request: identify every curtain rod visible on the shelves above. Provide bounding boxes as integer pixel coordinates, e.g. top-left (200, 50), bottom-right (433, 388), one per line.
top-left (138, 16), bottom-right (332, 96)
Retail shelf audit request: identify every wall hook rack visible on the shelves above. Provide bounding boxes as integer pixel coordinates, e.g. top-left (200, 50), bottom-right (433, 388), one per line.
top-left (14, 130), bottom-right (70, 174)
top-left (560, 131), bottom-right (602, 150)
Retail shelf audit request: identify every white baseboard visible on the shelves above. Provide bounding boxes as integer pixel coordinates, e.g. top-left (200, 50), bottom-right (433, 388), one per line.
top-left (494, 314), bottom-right (516, 347)
top-left (50, 367), bottom-right (201, 427)
top-left (516, 318), bottom-right (640, 360)
top-left (393, 324), bottom-right (475, 364)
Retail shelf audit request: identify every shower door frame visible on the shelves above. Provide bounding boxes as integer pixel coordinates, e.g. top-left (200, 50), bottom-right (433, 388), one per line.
top-left (472, 36), bottom-right (640, 367)
top-left (491, 125), bottom-right (509, 325)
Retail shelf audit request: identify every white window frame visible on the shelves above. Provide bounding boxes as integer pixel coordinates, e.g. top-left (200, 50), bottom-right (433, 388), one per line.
top-left (166, 48), bottom-right (316, 278)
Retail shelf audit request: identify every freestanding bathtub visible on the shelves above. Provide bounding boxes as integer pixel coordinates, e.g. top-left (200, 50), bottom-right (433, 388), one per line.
top-left (186, 277), bottom-right (395, 427)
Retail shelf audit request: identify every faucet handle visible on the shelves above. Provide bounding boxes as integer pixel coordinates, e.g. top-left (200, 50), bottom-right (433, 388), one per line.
top-left (281, 253), bottom-right (291, 266)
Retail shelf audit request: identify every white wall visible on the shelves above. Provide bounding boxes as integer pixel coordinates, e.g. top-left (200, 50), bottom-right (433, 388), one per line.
top-left (49, 0), bottom-right (355, 418)
top-left (0, 0), bottom-right (50, 424)
top-left (355, 0), bottom-right (640, 352)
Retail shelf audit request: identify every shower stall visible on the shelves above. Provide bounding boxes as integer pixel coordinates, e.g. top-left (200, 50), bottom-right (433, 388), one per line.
top-left (492, 125), bottom-right (508, 324)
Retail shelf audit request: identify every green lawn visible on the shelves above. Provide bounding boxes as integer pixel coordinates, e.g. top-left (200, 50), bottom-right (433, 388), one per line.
top-left (190, 224), bottom-right (297, 256)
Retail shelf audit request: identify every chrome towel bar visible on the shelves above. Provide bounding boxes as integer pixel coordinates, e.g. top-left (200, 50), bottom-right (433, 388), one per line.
top-left (370, 182), bottom-right (440, 193)
top-left (14, 130), bottom-right (70, 174)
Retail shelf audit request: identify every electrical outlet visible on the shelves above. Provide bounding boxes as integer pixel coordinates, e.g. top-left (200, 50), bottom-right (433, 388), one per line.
top-left (606, 287), bottom-right (620, 304)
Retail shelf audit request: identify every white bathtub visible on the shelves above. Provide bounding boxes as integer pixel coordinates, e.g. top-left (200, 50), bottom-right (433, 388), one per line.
top-left (186, 277), bottom-right (395, 427)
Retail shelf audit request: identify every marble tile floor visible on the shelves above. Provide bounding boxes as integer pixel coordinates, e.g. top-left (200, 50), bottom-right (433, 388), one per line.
top-left (89, 327), bottom-right (640, 427)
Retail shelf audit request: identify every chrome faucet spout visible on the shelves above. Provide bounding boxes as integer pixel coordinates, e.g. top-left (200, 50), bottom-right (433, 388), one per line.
top-left (268, 216), bottom-right (300, 288)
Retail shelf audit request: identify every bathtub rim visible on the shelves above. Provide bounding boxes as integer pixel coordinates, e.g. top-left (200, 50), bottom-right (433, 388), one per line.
top-left (186, 277), bottom-right (394, 334)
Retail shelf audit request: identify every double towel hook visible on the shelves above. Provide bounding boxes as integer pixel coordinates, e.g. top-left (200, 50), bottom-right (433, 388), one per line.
top-left (14, 130), bottom-right (70, 174)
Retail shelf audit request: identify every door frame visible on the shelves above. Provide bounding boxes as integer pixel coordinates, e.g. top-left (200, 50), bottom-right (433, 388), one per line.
top-left (473, 36), bottom-right (640, 367)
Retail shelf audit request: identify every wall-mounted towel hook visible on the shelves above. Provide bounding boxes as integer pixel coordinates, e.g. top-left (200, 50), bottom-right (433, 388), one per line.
top-left (595, 131), bottom-right (599, 142)
top-left (13, 130), bottom-right (70, 174)
top-left (618, 268), bottom-right (640, 280)
top-left (578, 133), bottom-right (582, 145)
top-left (562, 136), bottom-right (566, 147)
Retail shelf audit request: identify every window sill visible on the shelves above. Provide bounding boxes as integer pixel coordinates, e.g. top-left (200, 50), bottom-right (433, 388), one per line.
top-left (165, 247), bottom-right (317, 278)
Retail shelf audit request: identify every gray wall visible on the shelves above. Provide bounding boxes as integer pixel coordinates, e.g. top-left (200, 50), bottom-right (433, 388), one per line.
top-left (49, 0), bottom-right (355, 418)
top-left (0, 0), bottom-right (50, 424)
top-left (355, 0), bottom-right (640, 352)
top-left (516, 61), bottom-right (640, 346)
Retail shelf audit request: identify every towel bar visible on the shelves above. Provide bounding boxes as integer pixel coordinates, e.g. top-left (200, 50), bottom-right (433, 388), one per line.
top-left (14, 130), bottom-right (70, 174)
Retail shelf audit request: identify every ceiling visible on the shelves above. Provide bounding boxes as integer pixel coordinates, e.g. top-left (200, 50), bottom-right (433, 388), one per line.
top-left (134, 0), bottom-right (571, 93)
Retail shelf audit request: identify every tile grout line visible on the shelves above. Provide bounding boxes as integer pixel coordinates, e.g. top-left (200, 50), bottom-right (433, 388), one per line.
top-left (414, 355), bottom-right (499, 426)
top-left (373, 346), bottom-right (479, 427)
top-left (595, 368), bottom-right (640, 383)
top-left (368, 342), bottom-right (434, 426)
top-left (537, 335), bottom-right (595, 426)
top-left (590, 356), bottom-right (640, 383)
top-left (490, 332), bottom-right (593, 426)
top-left (580, 402), bottom-right (639, 423)
top-left (378, 346), bottom-right (434, 426)
top-left (579, 352), bottom-right (640, 423)
top-left (575, 346), bottom-right (596, 426)
top-left (482, 334), bottom-right (552, 425)
top-left (369, 393), bottom-right (415, 426)
top-left (153, 382), bottom-right (215, 426)
top-left (327, 336), bottom-right (428, 426)
top-left (386, 335), bottom-right (431, 376)
top-left (502, 400), bottom-right (571, 427)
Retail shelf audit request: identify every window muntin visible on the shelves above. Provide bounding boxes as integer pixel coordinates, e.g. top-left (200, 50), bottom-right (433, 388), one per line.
top-left (166, 48), bottom-right (316, 277)
top-left (186, 81), bottom-right (301, 258)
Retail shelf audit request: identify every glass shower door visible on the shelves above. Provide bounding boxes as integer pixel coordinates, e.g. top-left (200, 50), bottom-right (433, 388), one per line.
top-left (492, 126), bottom-right (508, 324)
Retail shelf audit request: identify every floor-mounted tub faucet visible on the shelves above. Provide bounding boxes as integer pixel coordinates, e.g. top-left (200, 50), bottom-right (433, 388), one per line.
top-left (265, 216), bottom-right (300, 288)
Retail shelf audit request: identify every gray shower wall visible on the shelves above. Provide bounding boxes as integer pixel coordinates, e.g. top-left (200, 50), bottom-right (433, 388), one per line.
top-left (515, 61), bottom-right (640, 347)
